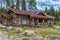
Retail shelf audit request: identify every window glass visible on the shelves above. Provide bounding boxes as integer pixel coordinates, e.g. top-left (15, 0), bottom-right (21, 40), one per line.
top-left (21, 19), bottom-right (27, 24)
top-left (39, 19), bottom-right (43, 23)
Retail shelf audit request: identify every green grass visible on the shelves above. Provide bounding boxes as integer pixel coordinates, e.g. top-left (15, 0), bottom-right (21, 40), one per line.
top-left (0, 26), bottom-right (60, 37)
top-left (22, 27), bottom-right (60, 37)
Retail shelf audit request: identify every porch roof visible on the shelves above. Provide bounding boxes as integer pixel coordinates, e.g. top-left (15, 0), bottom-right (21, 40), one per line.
top-left (2, 8), bottom-right (55, 20)
top-left (30, 15), bottom-right (55, 19)
top-left (2, 13), bottom-right (12, 19)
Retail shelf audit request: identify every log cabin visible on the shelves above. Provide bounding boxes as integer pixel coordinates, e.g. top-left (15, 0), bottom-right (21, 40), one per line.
top-left (1, 7), bottom-right (55, 27)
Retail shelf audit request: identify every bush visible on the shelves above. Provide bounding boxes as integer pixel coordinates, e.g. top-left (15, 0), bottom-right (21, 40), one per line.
top-left (22, 38), bottom-right (29, 40)
top-left (54, 21), bottom-right (60, 25)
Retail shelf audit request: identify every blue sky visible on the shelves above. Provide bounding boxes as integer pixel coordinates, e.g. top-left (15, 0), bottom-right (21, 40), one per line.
top-left (36, 0), bottom-right (60, 10)
top-left (0, 0), bottom-right (60, 10)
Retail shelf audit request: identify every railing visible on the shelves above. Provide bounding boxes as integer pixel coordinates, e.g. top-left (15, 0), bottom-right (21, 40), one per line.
top-left (34, 23), bottom-right (48, 27)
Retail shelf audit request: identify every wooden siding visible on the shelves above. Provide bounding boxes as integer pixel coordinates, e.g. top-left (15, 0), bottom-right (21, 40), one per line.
top-left (0, 9), bottom-right (55, 27)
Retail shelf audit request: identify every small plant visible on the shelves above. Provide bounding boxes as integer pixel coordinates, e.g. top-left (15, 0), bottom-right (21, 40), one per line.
top-left (22, 38), bottom-right (29, 40)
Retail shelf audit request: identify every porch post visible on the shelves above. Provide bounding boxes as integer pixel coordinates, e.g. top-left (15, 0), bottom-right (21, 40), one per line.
top-left (32, 18), bottom-right (34, 26)
top-left (43, 19), bottom-right (44, 25)
top-left (3, 19), bottom-right (7, 25)
top-left (43, 19), bottom-right (44, 23)
top-left (37, 19), bottom-right (39, 25)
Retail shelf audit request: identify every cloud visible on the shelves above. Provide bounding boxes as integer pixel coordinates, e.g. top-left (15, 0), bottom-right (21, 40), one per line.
top-left (36, 0), bottom-right (60, 10)
top-left (49, 0), bottom-right (60, 5)
top-left (52, 0), bottom-right (60, 1)
top-left (36, 0), bottom-right (47, 2)
top-left (0, 0), bottom-right (59, 10)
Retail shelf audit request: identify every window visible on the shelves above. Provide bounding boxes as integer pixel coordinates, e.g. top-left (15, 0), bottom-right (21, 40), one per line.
top-left (44, 20), bottom-right (48, 23)
top-left (39, 19), bottom-right (43, 23)
top-left (21, 19), bottom-right (27, 24)
top-left (48, 20), bottom-right (52, 24)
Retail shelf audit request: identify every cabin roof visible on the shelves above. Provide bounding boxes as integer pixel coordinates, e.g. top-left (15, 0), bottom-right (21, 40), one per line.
top-left (2, 8), bottom-right (55, 20)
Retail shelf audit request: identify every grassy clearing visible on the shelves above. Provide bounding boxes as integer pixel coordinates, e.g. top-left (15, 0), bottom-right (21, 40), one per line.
top-left (0, 26), bottom-right (60, 37)
top-left (22, 27), bottom-right (60, 37)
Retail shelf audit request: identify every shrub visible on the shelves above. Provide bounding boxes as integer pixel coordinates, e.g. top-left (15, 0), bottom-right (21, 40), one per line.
top-left (22, 38), bottom-right (29, 40)
top-left (54, 21), bottom-right (60, 25)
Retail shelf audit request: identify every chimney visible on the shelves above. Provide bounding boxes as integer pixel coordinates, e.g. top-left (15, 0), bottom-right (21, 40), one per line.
top-left (45, 13), bottom-right (47, 15)
top-left (14, 6), bottom-right (16, 9)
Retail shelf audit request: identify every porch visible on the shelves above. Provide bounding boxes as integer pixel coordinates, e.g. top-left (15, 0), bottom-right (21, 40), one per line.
top-left (31, 18), bottom-right (53, 27)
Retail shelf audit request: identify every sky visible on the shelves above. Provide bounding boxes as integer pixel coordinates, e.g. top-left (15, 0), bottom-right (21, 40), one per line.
top-left (0, 0), bottom-right (60, 10)
top-left (36, 0), bottom-right (60, 10)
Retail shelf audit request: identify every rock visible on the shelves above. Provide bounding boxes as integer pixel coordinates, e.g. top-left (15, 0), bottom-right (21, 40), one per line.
top-left (24, 30), bottom-right (36, 37)
top-left (45, 35), bottom-right (58, 40)
top-left (0, 31), bottom-right (8, 40)
top-left (7, 26), bottom-right (13, 30)
top-left (57, 37), bottom-right (60, 40)
top-left (16, 27), bottom-right (22, 33)
top-left (0, 24), bottom-right (6, 28)
top-left (56, 26), bottom-right (60, 29)
top-left (54, 26), bottom-right (60, 29)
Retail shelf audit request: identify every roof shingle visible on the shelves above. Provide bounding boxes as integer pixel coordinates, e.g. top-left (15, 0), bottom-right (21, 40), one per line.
top-left (2, 8), bottom-right (55, 20)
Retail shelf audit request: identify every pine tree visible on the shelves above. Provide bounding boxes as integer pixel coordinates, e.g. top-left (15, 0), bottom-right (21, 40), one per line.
top-left (45, 7), bottom-right (49, 14)
top-left (45, 7), bottom-right (48, 13)
top-left (58, 7), bottom-right (60, 21)
top-left (28, 0), bottom-right (37, 11)
top-left (6, 0), bottom-right (10, 8)
top-left (21, 0), bottom-right (26, 10)
top-left (48, 6), bottom-right (55, 16)
top-left (16, 0), bottom-right (20, 9)
top-left (6, 0), bottom-right (15, 8)
top-left (55, 10), bottom-right (58, 21)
